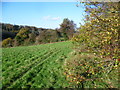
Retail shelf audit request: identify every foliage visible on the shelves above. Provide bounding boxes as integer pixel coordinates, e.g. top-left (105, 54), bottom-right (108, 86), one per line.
top-left (72, 2), bottom-right (120, 59)
top-left (15, 27), bottom-right (30, 45)
top-left (2, 20), bottom-right (76, 47)
top-left (59, 18), bottom-right (76, 40)
top-left (65, 2), bottom-right (120, 88)
top-left (1, 23), bottom-right (22, 32)
top-left (2, 38), bottom-right (13, 47)
top-left (2, 31), bottom-right (17, 40)
top-left (35, 30), bottom-right (59, 44)
top-left (64, 52), bottom-right (119, 88)
top-left (28, 33), bottom-right (36, 42)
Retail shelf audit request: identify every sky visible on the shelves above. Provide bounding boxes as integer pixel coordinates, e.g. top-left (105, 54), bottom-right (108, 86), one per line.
top-left (2, 2), bottom-right (85, 29)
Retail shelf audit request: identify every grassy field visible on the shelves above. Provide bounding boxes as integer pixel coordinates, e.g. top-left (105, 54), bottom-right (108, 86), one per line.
top-left (2, 41), bottom-right (73, 88)
top-left (2, 41), bottom-right (119, 88)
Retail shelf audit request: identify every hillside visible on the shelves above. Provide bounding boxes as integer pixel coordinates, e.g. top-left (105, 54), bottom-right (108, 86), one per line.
top-left (1, 23), bottom-right (57, 41)
top-left (2, 41), bottom-right (73, 88)
top-left (1, 19), bottom-right (76, 47)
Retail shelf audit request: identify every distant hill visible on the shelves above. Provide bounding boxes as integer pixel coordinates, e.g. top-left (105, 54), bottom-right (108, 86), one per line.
top-left (1, 18), bottom-right (77, 47)
top-left (1, 23), bottom-right (51, 40)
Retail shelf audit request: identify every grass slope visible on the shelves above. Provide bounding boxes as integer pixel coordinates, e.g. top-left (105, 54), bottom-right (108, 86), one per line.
top-left (2, 41), bottom-right (73, 88)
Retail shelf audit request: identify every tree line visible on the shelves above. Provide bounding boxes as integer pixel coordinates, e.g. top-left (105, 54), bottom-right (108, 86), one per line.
top-left (1, 18), bottom-right (76, 47)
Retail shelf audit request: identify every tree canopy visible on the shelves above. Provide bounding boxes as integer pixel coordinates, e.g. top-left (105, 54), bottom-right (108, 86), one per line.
top-left (59, 18), bottom-right (76, 40)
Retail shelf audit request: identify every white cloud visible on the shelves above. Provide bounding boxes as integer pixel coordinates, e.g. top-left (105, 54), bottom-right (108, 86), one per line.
top-left (43, 16), bottom-right (61, 21)
top-left (51, 17), bottom-right (61, 20)
top-left (43, 16), bottom-right (51, 20)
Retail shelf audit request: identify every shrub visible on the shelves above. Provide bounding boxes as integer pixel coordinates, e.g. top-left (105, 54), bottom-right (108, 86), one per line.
top-left (65, 2), bottom-right (120, 88)
top-left (72, 2), bottom-right (120, 60)
top-left (2, 38), bottom-right (13, 47)
top-left (15, 27), bottom-right (30, 45)
top-left (64, 52), bottom-right (119, 88)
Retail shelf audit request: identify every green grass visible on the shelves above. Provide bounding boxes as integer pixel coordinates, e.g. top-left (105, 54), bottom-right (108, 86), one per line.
top-left (2, 41), bottom-right (73, 88)
top-left (2, 41), bottom-right (119, 88)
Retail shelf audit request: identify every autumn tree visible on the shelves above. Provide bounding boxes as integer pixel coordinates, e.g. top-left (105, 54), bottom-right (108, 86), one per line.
top-left (73, 2), bottom-right (119, 59)
top-left (15, 27), bottom-right (30, 45)
top-left (59, 18), bottom-right (76, 40)
top-left (65, 1), bottom-right (120, 88)
top-left (2, 38), bottom-right (13, 47)
top-left (35, 30), bottom-right (59, 44)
